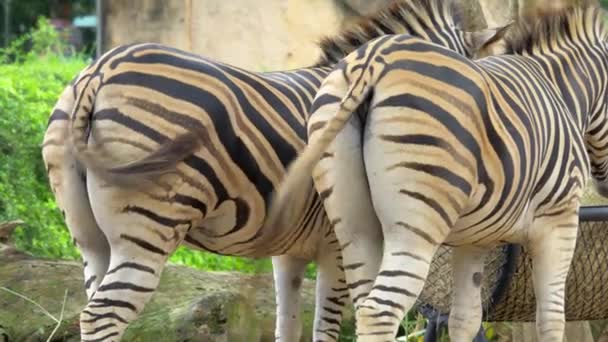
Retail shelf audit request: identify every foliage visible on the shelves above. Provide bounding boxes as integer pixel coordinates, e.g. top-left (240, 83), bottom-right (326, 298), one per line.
top-left (0, 18), bottom-right (87, 259)
top-left (1, 17), bottom-right (72, 63)
top-left (0, 0), bottom-right (95, 46)
top-left (170, 246), bottom-right (274, 274)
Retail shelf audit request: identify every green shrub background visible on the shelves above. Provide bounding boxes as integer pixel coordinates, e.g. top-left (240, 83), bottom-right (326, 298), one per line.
top-left (0, 18), bottom-right (292, 276)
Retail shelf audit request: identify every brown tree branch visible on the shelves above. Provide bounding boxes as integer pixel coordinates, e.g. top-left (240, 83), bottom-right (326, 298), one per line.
top-left (0, 219), bottom-right (24, 241)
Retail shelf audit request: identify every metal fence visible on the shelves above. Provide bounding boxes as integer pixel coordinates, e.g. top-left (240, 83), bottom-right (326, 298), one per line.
top-left (416, 206), bottom-right (608, 340)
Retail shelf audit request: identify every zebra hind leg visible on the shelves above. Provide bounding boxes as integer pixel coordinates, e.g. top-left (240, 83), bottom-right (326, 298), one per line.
top-left (56, 156), bottom-right (111, 299)
top-left (448, 246), bottom-right (487, 342)
top-left (80, 176), bottom-right (192, 341)
top-left (528, 212), bottom-right (578, 342)
top-left (354, 220), bottom-right (443, 341)
top-left (312, 108), bottom-right (384, 311)
top-left (271, 254), bottom-right (308, 342)
top-left (359, 131), bottom-right (455, 340)
top-left (43, 85), bottom-right (110, 300)
top-left (313, 234), bottom-right (348, 341)
top-left (79, 218), bottom-right (190, 341)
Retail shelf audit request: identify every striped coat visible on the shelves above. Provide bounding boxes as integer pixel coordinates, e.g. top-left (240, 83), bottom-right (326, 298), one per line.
top-left (265, 3), bottom-right (607, 341)
top-left (41, 0), bottom-right (501, 340)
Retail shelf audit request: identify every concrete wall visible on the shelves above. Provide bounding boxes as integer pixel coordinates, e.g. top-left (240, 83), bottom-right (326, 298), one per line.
top-left (102, 0), bottom-right (347, 70)
top-left (101, 0), bottom-right (584, 71)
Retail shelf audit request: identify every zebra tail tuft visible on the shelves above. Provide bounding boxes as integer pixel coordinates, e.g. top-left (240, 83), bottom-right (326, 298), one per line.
top-left (105, 131), bottom-right (202, 176)
top-left (68, 75), bottom-right (202, 188)
top-left (71, 130), bottom-right (202, 189)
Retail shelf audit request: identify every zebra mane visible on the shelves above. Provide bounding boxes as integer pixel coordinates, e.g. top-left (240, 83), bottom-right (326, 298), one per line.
top-left (315, 0), bottom-right (461, 66)
top-left (502, 1), bottom-right (606, 55)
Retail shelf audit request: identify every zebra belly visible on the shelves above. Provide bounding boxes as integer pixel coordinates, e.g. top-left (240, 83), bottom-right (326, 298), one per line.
top-left (182, 199), bottom-right (328, 260)
top-left (182, 224), bottom-right (326, 260)
top-left (445, 201), bottom-right (535, 247)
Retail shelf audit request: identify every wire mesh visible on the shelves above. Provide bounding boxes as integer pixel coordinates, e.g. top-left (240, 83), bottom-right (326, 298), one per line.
top-left (416, 210), bottom-right (608, 321)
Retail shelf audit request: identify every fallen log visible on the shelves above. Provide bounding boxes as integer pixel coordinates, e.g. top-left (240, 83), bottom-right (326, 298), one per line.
top-left (0, 221), bottom-right (24, 241)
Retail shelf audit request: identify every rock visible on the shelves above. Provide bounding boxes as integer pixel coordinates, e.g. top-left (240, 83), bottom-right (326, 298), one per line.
top-left (335, 0), bottom-right (392, 15)
top-left (0, 253), bottom-right (353, 341)
top-left (477, 0), bottom-right (518, 27)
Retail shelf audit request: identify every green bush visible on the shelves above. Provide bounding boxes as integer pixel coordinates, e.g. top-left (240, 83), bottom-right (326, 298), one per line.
top-left (0, 18), bottom-right (87, 259)
top-left (0, 55), bottom-right (85, 257)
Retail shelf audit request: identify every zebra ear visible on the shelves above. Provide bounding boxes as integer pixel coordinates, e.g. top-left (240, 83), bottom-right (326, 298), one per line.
top-left (465, 21), bottom-right (514, 58)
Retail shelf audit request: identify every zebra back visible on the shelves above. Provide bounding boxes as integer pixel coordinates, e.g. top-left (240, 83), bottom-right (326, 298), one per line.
top-left (64, 0), bottom-right (500, 196)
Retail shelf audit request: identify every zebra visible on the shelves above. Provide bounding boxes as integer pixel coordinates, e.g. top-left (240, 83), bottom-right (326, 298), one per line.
top-left (42, 0), bottom-right (502, 340)
top-left (263, 2), bottom-right (608, 341)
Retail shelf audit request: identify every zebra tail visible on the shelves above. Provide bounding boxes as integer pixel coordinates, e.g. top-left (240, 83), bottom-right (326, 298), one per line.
top-left (68, 74), bottom-right (202, 188)
top-left (257, 76), bottom-right (372, 256)
top-left (68, 73), bottom-right (99, 169)
top-left (103, 132), bottom-right (201, 177)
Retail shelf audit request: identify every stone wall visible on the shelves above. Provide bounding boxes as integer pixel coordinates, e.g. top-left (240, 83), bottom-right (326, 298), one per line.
top-left (476, 0), bottom-right (594, 27)
top-left (101, 0), bottom-right (588, 71)
top-left (101, 0), bottom-right (501, 70)
top-left (102, 0), bottom-right (348, 70)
